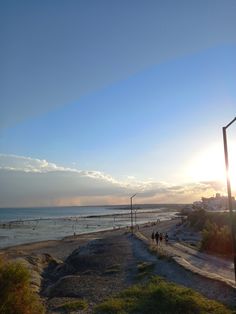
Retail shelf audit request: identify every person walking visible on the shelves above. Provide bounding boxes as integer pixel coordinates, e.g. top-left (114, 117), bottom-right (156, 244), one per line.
top-left (155, 231), bottom-right (159, 245)
top-left (151, 231), bottom-right (155, 242)
top-left (165, 232), bottom-right (169, 244)
top-left (159, 232), bottom-right (163, 245)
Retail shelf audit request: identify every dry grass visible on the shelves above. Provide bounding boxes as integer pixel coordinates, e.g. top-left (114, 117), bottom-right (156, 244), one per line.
top-left (0, 258), bottom-right (45, 314)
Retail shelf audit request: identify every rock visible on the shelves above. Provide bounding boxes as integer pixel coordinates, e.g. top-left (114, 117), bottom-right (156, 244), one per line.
top-left (43, 275), bottom-right (81, 297)
top-left (65, 239), bottom-right (110, 272)
top-left (48, 262), bottom-right (76, 279)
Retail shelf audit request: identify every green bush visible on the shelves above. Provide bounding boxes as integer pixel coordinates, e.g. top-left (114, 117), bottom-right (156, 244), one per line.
top-left (94, 276), bottom-right (233, 314)
top-left (187, 209), bottom-right (207, 230)
top-left (94, 298), bottom-right (127, 314)
top-left (187, 210), bottom-right (236, 232)
top-left (58, 299), bottom-right (88, 312)
top-left (0, 258), bottom-right (45, 314)
top-left (187, 211), bottom-right (236, 256)
top-left (201, 220), bottom-right (232, 255)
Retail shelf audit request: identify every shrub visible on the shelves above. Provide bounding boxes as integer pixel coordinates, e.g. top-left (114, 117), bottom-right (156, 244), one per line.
top-left (94, 276), bottom-right (233, 314)
top-left (94, 298), bottom-right (127, 314)
top-left (187, 211), bottom-right (236, 256)
top-left (187, 209), bottom-right (207, 230)
top-left (0, 258), bottom-right (45, 314)
top-left (201, 220), bottom-right (232, 255)
top-left (58, 299), bottom-right (88, 312)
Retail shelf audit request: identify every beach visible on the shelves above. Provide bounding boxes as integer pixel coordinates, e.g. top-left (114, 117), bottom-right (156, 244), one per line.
top-left (0, 205), bottom-right (179, 248)
top-left (1, 217), bottom-right (236, 313)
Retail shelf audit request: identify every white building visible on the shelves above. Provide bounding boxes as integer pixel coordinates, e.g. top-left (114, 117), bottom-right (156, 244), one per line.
top-left (193, 193), bottom-right (236, 211)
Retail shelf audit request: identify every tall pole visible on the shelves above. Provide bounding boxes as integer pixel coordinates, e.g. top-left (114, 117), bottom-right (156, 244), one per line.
top-left (223, 117), bottom-right (236, 283)
top-left (130, 194), bottom-right (136, 234)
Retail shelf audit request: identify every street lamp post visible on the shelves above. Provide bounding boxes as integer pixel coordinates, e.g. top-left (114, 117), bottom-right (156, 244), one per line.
top-left (223, 117), bottom-right (236, 283)
top-left (130, 194), bottom-right (136, 233)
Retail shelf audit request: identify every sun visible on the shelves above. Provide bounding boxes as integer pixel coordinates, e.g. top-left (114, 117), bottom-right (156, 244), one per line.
top-left (185, 142), bottom-right (236, 193)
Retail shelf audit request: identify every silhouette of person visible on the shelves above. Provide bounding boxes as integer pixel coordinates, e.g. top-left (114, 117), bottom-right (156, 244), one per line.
top-left (165, 232), bottom-right (169, 244)
top-left (151, 231), bottom-right (155, 242)
top-left (155, 231), bottom-right (159, 245)
top-left (159, 232), bottom-right (163, 245)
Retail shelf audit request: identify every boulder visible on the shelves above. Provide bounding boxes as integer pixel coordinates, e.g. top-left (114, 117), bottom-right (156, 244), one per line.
top-left (43, 275), bottom-right (81, 297)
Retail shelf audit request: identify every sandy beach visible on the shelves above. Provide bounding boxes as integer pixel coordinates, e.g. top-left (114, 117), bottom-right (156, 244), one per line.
top-left (1, 218), bottom-right (236, 313)
top-left (0, 207), bottom-right (179, 249)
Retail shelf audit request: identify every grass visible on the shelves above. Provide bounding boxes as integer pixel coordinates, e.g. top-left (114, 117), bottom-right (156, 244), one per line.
top-left (0, 258), bottom-right (45, 314)
top-left (104, 264), bottom-right (121, 274)
top-left (149, 244), bottom-right (172, 261)
top-left (137, 261), bottom-right (154, 272)
top-left (135, 262), bottom-right (155, 280)
top-left (94, 276), bottom-right (235, 314)
top-left (94, 298), bottom-right (128, 314)
top-left (57, 299), bottom-right (88, 312)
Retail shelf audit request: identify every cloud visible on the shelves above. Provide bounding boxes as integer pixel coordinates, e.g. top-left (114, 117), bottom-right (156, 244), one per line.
top-left (0, 154), bottom-right (71, 173)
top-left (0, 154), bottom-right (227, 207)
top-left (0, 154), bottom-right (132, 207)
top-left (0, 154), bottom-right (120, 183)
top-left (136, 181), bottom-right (227, 204)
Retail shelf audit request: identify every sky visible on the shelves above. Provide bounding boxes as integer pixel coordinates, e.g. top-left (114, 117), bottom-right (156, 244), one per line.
top-left (1, 0), bottom-right (236, 207)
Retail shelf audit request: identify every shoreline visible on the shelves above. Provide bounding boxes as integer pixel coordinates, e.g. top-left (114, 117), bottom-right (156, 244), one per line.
top-left (0, 208), bottom-right (180, 224)
top-left (0, 218), bottom-right (180, 260)
top-left (0, 225), bottom-right (126, 254)
top-left (0, 220), bottom-right (151, 257)
top-left (0, 209), bottom-right (180, 249)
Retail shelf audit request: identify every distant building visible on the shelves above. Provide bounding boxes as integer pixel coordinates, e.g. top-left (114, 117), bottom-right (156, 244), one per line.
top-left (193, 193), bottom-right (236, 211)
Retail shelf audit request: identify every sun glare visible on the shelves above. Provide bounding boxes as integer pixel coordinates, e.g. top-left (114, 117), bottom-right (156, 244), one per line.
top-left (186, 142), bottom-right (236, 192)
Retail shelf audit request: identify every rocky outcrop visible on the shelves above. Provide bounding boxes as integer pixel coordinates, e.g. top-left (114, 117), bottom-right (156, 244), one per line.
top-left (43, 275), bottom-right (82, 297)
top-left (65, 239), bottom-right (109, 272)
top-left (42, 237), bottom-right (126, 298)
top-left (15, 253), bottom-right (62, 293)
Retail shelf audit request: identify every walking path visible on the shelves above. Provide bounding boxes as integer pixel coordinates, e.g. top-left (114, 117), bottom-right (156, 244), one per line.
top-left (136, 221), bottom-right (235, 288)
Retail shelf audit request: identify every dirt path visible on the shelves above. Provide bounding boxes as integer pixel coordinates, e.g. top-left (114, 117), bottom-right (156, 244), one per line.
top-left (130, 223), bottom-right (236, 307)
top-left (129, 234), bottom-right (236, 307)
top-left (138, 222), bottom-right (235, 287)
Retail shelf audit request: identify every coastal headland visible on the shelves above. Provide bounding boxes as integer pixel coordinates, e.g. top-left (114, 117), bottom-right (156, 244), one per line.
top-left (1, 217), bottom-right (236, 313)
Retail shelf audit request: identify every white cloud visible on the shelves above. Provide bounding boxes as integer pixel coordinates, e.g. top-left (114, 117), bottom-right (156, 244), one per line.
top-left (0, 154), bottom-right (77, 173)
top-left (0, 154), bottom-right (164, 190)
top-left (0, 154), bottom-right (228, 207)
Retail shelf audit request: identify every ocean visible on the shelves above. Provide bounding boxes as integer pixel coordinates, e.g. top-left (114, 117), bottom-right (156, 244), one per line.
top-left (0, 205), bottom-right (179, 248)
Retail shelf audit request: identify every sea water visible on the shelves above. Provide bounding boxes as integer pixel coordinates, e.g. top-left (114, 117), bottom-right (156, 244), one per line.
top-left (0, 205), bottom-right (179, 248)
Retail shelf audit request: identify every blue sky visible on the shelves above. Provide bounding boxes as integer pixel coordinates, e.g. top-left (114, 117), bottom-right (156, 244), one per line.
top-left (1, 1), bottom-right (236, 207)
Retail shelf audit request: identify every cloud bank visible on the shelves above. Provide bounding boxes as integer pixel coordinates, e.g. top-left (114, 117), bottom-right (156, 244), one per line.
top-left (0, 154), bottom-right (226, 207)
